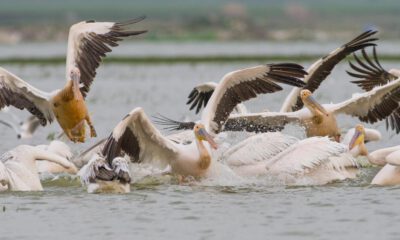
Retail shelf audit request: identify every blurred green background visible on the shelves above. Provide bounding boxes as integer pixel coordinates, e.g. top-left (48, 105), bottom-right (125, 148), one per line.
top-left (0, 0), bottom-right (399, 43)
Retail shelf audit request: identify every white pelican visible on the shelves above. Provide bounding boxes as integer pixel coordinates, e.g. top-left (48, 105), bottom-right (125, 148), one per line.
top-left (221, 132), bottom-right (358, 185)
top-left (280, 30), bottom-right (378, 112)
top-left (0, 17), bottom-right (146, 143)
top-left (0, 115), bottom-right (41, 139)
top-left (79, 63), bottom-right (307, 182)
top-left (179, 31), bottom-right (377, 115)
top-left (35, 140), bottom-right (78, 174)
top-left (347, 124), bottom-right (400, 185)
top-left (78, 155), bottom-right (131, 193)
top-left (370, 147), bottom-right (400, 185)
top-left (347, 46), bottom-right (400, 132)
top-left (0, 143), bottom-right (76, 191)
top-left (163, 77), bottom-right (400, 140)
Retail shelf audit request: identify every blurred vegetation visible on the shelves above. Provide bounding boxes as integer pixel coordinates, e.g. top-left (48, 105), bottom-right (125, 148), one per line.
top-left (0, 0), bottom-right (399, 43)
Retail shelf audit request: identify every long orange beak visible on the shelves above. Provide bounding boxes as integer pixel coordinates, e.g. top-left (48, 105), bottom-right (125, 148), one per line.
top-left (306, 95), bottom-right (329, 116)
top-left (349, 128), bottom-right (364, 150)
top-left (198, 128), bottom-right (218, 150)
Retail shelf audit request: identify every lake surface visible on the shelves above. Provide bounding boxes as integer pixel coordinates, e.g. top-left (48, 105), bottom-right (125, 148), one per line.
top-left (0, 60), bottom-right (400, 240)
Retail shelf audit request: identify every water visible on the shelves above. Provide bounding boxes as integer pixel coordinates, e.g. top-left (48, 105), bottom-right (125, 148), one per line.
top-left (0, 60), bottom-right (400, 239)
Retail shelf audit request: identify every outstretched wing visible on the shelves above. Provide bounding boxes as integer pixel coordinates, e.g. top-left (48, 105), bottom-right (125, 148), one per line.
top-left (0, 68), bottom-right (53, 126)
top-left (202, 63), bottom-right (307, 134)
top-left (102, 108), bottom-right (179, 167)
top-left (281, 30), bottom-right (378, 112)
top-left (66, 17), bottom-right (147, 97)
top-left (347, 47), bottom-right (400, 132)
top-left (186, 82), bottom-right (218, 114)
top-left (328, 78), bottom-right (400, 127)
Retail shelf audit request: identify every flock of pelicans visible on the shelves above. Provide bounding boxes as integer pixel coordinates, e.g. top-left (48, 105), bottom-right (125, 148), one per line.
top-left (1, 17), bottom-right (400, 193)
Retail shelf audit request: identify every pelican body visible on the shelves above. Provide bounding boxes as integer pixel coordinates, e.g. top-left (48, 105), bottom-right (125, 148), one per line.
top-left (51, 69), bottom-right (95, 142)
top-left (0, 144), bottom-right (75, 191)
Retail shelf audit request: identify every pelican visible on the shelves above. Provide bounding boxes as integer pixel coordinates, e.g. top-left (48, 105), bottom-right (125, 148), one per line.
top-left (221, 132), bottom-right (359, 185)
top-left (280, 30), bottom-right (377, 112)
top-left (370, 147), bottom-right (400, 185)
top-left (163, 77), bottom-right (400, 141)
top-left (35, 140), bottom-right (78, 174)
top-left (181, 30), bottom-right (377, 115)
top-left (0, 115), bottom-right (41, 139)
top-left (0, 143), bottom-right (76, 191)
top-left (79, 63), bottom-right (307, 183)
top-left (347, 46), bottom-right (400, 132)
top-left (347, 124), bottom-right (400, 185)
top-left (78, 155), bottom-right (131, 193)
top-left (0, 17), bottom-right (147, 143)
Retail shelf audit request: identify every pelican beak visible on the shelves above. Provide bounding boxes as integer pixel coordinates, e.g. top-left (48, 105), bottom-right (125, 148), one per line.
top-left (198, 128), bottom-right (218, 150)
top-left (306, 95), bottom-right (329, 116)
top-left (349, 128), bottom-right (364, 150)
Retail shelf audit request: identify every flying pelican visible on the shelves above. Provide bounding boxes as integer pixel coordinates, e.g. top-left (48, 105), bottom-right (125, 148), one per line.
top-left (0, 115), bottom-right (41, 139)
top-left (280, 30), bottom-right (377, 112)
top-left (347, 46), bottom-right (400, 132)
top-left (0, 143), bottom-right (76, 191)
top-left (79, 63), bottom-right (307, 184)
top-left (162, 77), bottom-right (400, 141)
top-left (181, 30), bottom-right (377, 115)
top-left (221, 132), bottom-right (359, 185)
top-left (0, 17), bottom-right (147, 143)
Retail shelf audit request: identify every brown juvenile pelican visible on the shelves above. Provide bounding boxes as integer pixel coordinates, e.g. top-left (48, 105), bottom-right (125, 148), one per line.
top-left (78, 63), bottom-right (307, 184)
top-left (0, 17), bottom-right (147, 143)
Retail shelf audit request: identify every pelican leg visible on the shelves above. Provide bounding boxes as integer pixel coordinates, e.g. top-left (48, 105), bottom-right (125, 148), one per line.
top-left (70, 120), bottom-right (86, 143)
top-left (85, 115), bottom-right (97, 138)
top-left (64, 129), bottom-right (77, 143)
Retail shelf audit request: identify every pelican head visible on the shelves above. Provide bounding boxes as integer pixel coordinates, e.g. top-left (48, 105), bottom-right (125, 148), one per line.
top-left (194, 123), bottom-right (218, 149)
top-left (349, 124), bottom-right (365, 150)
top-left (70, 67), bottom-right (81, 82)
top-left (300, 89), bottom-right (329, 116)
top-left (47, 140), bottom-right (73, 160)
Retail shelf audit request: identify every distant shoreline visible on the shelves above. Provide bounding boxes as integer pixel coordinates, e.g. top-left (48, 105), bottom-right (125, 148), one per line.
top-left (1, 54), bottom-right (400, 64)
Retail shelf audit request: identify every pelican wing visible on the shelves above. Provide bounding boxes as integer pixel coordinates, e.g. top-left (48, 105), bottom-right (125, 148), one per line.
top-left (66, 17), bottom-right (147, 97)
top-left (281, 30), bottom-right (378, 112)
top-left (102, 108), bottom-right (179, 166)
top-left (328, 78), bottom-right (400, 126)
top-left (202, 63), bottom-right (307, 134)
top-left (223, 133), bottom-right (299, 167)
top-left (187, 82), bottom-right (218, 114)
top-left (268, 137), bottom-right (357, 174)
top-left (347, 47), bottom-right (397, 91)
top-left (347, 47), bottom-right (400, 133)
top-left (0, 68), bottom-right (53, 126)
top-left (386, 150), bottom-right (400, 166)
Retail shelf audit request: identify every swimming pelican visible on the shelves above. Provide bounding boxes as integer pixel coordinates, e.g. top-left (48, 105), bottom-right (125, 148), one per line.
top-left (347, 46), bottom-right (400, 132)
top-left (0, 17), bottom-right (147, 143)
top-left (221, 132), bottom-right (358, 185)
top-left (347, 124), bottom-right (400, 185)
top-left (78, 155), bottom-right (131, 193)
top-left (35, 140), bottom-right (78, 174)
top-left (180, 30), bottom-right (377, 115)
top-left (0, 143), bottom-right (76, 191)
top-left (370, 147), bottom-right (400, 185)
top-left (80, 63), bottom-right (306, 182)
